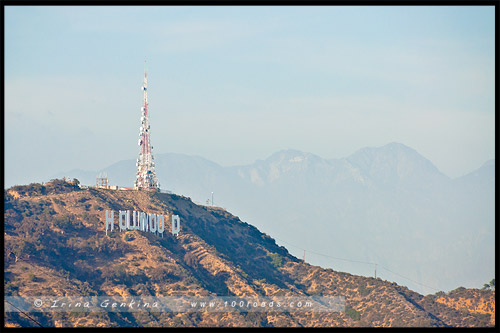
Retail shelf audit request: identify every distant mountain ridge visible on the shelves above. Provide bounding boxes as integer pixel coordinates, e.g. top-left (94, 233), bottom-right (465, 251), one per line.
top-left (51, 143), bottom-right (495, 295)
top-left (52, 143), bottom-right (487, 189)
top-left (346, 142), bottom-right (449, 189)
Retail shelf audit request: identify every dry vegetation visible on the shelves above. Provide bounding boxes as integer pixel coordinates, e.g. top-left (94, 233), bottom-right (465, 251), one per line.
top-left (4, 179), bottom-right (495, 327)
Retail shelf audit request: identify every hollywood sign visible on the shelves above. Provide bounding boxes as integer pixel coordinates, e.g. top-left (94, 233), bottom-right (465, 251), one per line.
top-left (105, 210), bottom-right (180, 237)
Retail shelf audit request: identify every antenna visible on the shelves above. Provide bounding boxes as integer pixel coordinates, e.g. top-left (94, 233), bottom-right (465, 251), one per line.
top-left (96, 172), bottom-right (109, 188)
top-left (134, 62), bottom-right (160, 191)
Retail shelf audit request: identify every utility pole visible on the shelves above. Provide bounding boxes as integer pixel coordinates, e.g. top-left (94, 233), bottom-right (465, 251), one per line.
top-left (375, 263), bottom-right (377, 279)
top-left (211, 192), bottom-right (214, 206)
top-left (303, 250), bottom-right (306, 263)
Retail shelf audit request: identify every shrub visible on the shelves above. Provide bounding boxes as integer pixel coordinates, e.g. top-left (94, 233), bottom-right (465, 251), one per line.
top-left (449, 286), bottom-right (466, 295)
top-left (54, 215), bottom-right (73, 230)
top-left (53, 198), bottom-right (66, 206)
top-left (7, 239), bottom-right (36, 261)
top-left (345, 306), bottom-right (361, 321)
top-left (267, 252), bottom-right (284, 268)
top-left (358, 285), bottom-right (372, 297)
top-left (5, 282), bottom-right (18, 294)
top-left (184, 252), bottom-right (198, 268)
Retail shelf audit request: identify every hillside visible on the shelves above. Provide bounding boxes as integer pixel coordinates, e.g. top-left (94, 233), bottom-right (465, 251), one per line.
top-left (3, 179), bottom-right (495, 328)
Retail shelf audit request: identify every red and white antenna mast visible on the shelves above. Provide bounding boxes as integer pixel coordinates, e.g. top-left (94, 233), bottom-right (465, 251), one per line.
top-left (134, 61), bottom-right (160, 191)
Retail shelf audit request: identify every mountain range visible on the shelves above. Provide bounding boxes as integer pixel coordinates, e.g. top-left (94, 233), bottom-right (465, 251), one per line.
top-left (52, 142), bottom-right (495, 295)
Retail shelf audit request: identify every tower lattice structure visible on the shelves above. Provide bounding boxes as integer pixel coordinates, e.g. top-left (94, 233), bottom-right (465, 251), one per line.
top-left (134, 62), bottom-right (160, 191)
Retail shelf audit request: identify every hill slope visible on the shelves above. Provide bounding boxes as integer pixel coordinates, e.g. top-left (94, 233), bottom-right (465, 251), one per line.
top-left (4, 179), bottom-right (495, 327)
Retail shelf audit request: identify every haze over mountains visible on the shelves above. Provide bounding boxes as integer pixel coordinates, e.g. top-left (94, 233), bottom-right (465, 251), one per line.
top-left (52, 143), bottom-right (495, 295)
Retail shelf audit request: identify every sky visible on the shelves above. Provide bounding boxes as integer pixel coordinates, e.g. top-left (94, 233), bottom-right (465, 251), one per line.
top-left (4, 5), bottom-right (495, 188)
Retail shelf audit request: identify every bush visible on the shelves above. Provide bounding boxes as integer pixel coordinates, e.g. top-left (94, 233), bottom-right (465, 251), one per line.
top-left (54, 215), bottom-right (73, 230)
top-left (5, 282), bottom-right (19, 294)
top-left (358, 285), bottom-right (372, 297)
top-left (150, 266), bottom-right (180, 283)
top-left (53, 198), bottom-right (66, 206)
top-left (10, 183), bottom-right (46, 196)
top-left (449, 286), bottom-right (466, 295)
top-left (345, 306), bottom-right (361, 321)
top-left (267, 252), bottom-right (283, 268)
top-left (45, 178), bottom-right (80, 194)
top-left (7, 239), bottom-right (36, 261)
top-left (184, 252), bottom-right (198, 268)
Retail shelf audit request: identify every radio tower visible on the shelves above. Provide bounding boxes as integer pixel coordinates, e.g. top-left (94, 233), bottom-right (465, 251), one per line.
top-left (134, 61), bottom-right (160, 191)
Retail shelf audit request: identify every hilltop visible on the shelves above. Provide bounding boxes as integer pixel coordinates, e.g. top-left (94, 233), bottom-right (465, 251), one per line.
top-left (4, 179), bottom-right (495, 327)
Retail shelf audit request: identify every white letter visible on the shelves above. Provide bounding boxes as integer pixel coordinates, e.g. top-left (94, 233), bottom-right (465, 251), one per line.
top-left (126, 210), bottom-right (132, 230)
top-left (149, 214), bottom-right (157, 233)
top-left (140, 212), bottom-right (149, 232)
top-left (105, 210), bottom-right (114, 235)
top-left (157, 215), bottom-right (165, 236)
top-left (172, 215), bottom-right (180, 236)
top-left (119, 211), bottom-right (127, 232)
top-left (133, 211), bottom-right (139, 230)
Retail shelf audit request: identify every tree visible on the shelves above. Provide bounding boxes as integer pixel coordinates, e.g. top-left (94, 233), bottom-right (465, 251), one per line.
top-left (482, 278), bottom-right (495, 291)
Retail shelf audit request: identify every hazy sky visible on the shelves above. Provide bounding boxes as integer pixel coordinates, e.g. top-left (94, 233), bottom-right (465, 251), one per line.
top-left (5, 6), bottom-right (495, 188)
